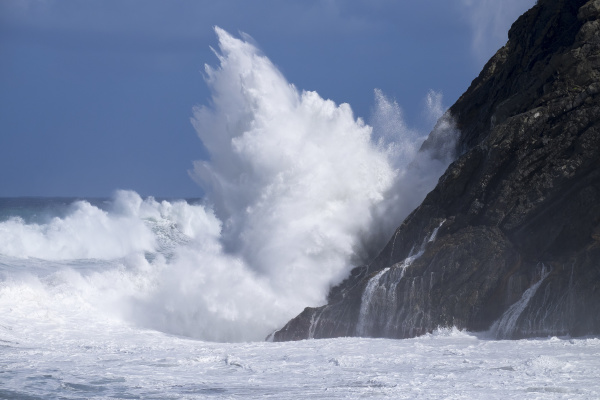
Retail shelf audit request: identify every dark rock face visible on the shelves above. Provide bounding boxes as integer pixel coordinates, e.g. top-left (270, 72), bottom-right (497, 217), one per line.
top-left (274, 0), bottom-right (600, 341)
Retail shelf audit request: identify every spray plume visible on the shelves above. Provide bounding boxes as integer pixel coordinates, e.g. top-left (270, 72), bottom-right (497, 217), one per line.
top-left (0, 27), bottom-right (457, 341)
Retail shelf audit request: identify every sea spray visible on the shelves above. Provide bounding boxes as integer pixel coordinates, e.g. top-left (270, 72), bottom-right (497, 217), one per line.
top-left (181, 27), bottom-right (401, 340)
top-left (0, 194), bottom-right (156, 260)
top-left (0, 28), bottom-right (458, 342)
top-left (361, 92), bottom-right (458, 260)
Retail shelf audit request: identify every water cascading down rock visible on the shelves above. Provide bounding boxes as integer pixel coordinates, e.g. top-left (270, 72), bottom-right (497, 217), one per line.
top-left (273, 0), bottom-right (600, 341)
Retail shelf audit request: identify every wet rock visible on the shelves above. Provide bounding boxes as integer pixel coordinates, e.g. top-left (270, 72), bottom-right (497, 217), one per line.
top-left (274, 0), bottom-right (600, 341)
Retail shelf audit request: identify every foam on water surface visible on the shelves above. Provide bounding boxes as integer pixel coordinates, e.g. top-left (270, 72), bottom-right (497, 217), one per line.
top-left (1, 303), bottom-right (599, 400)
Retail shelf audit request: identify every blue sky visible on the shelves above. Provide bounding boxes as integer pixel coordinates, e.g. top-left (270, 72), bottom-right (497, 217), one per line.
top-left (0, 0), bottom-right (535, 198)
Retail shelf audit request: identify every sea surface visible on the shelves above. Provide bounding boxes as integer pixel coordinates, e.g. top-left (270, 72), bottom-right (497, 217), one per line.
top-left (1, 197), bottom-right (599, 399)
top-left (4, 21), bottom-right (598, 399)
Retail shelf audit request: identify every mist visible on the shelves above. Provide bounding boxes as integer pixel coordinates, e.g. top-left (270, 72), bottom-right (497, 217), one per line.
top-left (0, 27), bottom-right (457, 342)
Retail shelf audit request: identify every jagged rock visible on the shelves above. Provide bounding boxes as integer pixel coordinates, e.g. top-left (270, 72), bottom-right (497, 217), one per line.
top-left (273, 0), bottom-right (600, 341)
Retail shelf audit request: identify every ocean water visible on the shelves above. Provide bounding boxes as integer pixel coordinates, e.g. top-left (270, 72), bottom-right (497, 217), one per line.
top-left (2, 27), bottom-right (598, 399)
top-left (2, 279), bottom-right (599, 400)
top-left (2, 199), bottom-right (599, 400)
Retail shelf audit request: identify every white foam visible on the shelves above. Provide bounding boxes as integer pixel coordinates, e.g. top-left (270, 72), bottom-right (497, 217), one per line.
top-left (0, 28), bottom-right (458, 342)
top-left (0, 192), bottom-right (156, 260)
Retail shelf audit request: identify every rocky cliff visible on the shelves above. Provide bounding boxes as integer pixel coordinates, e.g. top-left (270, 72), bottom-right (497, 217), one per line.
top-left (273, 0), bottom-right (600, 341)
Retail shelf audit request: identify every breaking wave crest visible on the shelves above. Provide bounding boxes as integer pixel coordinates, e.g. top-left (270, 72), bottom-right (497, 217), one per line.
top-left (0, 27), bottom-right (457, 342)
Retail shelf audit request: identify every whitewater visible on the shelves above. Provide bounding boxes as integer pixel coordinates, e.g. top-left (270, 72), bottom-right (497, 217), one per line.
top-left (1, 28), bottom-right (599, 399)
